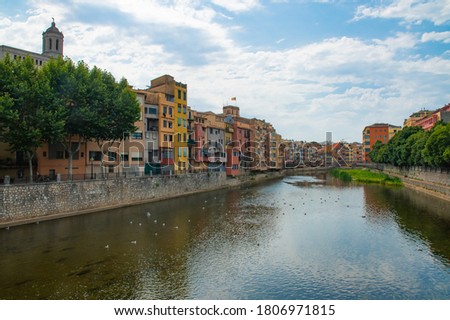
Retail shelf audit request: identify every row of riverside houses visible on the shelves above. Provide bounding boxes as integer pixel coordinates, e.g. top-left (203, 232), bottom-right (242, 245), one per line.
top-left (1, 21), bottom-right (366, 183)
top-left (0, 21), bottom-right (292, 181)
top-left (362, 103), bottom-right (450, 162)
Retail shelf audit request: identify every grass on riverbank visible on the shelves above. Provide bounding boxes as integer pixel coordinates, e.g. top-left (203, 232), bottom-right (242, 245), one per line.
top-left (331, 168), bottom-right (403, 186)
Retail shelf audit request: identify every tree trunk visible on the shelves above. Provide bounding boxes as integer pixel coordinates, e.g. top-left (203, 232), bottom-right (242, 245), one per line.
top-left (27, 153), bottom-right (34, 183)
top-left (68, 152), bottom-right (73, 180)
top-left (64, 137), bottom-right (81, 180)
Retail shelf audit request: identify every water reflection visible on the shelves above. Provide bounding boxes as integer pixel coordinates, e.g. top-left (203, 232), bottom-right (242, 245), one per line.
top-left (0, 174), bottom-right (449, 299)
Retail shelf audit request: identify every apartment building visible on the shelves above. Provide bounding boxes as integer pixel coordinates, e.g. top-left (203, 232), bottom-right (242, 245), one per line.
top-left (362, 123), bottom-right (401, 162)
top-left (413, 104), bottom-right (450, 131)
top-left (148, 75), bottom-right (187, 173)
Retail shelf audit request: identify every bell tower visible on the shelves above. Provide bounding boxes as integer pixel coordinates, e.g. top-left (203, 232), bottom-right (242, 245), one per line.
top-left (42, 18), bottom-right (64, 57)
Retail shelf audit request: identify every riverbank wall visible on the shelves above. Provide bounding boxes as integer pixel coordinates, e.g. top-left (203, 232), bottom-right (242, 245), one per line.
top-left (1, 169), bottom-right (309, 227)
top-left (369, 164), bottom-right (450, 201)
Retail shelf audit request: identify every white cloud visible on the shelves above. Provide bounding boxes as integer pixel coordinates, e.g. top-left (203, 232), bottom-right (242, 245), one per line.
top-left (2, 1), bottom-right (450, 142)
top-left (211, 0), bottom-right (262, 13)
top-left (421, 31), bottom-right (450, 44)
top-left (354, 0), bottom-right (450, 25)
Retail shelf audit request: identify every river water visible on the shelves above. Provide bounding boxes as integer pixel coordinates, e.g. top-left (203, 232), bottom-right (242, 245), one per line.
top-left (0, 174), bottom-right (449, 299)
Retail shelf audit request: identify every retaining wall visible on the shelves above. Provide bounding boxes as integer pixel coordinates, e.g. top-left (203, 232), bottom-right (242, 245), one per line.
top-left (376, 164), bottom-right (450, 200)
top-left (0, 172), bottom-right (241, 223)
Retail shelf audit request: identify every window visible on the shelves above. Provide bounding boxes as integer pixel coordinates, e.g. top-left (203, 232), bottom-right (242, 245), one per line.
top-left (169, 107), bottom-right (173, 117)
top-left (178, 118), bottom-right (182, 126)
top-left (183, 92), bottom-right (186, 100)
top-left (56, 39), bottom-right (59, 51)
top-left (183, 106), bottom-right (186, 114)
top-left (108, 152), bottom-right (117, 161)
top-left (163, 106), bottom-right (167, 115)
top-left (49, 143), bottom-right (79, 160)
top-left (178, 90), bottom-right (181, 99)
top-left (89, 151), bottom-right (102, 161)
top-left (132, 132), bottom-right (143, 140)
top-left (178, 104), bottom-right (181, 113)
top-left (163, 120), bottom-right (168, 128)
top-left (121, 153), bottom-right (129, 161)
top-left (168, 121), bottom-right (173, 129)
top-left (183, 133), bottom-right (186, 142)
top-left (183, 119), bottom-right (186, 128)
top-left (162, 148), bottom-right (174, 159)
top-left (148, 107), bottom-right (157, 115)
top-left (131, 152), bottom-right (143, 161)
top-left (49, 38), bottom-right (52, 50)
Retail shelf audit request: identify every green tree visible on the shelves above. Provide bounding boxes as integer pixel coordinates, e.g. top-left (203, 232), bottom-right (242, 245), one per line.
top-left (41, 57), bottom-right (140, 177)
top-left (369, 140), bottom-right (384, 163)
top-left (422, 123), bottom-right (450, 167)
top-left (88, 69), bottom-right (140, 175)
top-left (0, 55), bottom-right (65, 182)
top-left (384, 126), bottom-right (422, 166)
top-left (407, 130), bottom-right (429, 166)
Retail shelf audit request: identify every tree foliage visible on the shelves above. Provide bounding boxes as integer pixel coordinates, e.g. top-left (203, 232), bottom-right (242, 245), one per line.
top-left (369, 122), bottom-right (450, 168)
top-left (0, 55), bottom-right (140, 178)
top-left (0, 55), bottom-right (65, 181)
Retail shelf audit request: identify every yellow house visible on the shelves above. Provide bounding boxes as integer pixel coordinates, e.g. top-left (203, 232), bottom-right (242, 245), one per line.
top-left (149, 75), bottom-right (187, 173)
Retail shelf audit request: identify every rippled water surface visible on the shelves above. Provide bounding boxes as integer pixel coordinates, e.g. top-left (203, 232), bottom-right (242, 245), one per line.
top-left (1, 174), bottom-right (449, 299)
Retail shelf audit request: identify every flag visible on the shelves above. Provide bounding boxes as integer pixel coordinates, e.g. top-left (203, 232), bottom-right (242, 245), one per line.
top-left (231, 97), bottom-right (236, 101)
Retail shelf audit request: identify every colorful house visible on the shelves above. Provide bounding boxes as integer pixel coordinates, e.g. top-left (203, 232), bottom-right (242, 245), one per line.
top-left (362, 123), bottom-right (401, 162)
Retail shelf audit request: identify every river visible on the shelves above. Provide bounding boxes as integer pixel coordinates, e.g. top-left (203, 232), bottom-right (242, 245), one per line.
top-left (0, 173), bottom-right (449, 299)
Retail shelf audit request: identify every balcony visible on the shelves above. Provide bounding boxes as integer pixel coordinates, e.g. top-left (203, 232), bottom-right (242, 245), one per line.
top-left (147, 126), bottom-right (159, 132)
top-left (187, 138), bottom-right (197, 146)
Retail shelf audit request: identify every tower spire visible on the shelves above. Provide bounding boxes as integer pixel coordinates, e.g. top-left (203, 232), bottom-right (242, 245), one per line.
top-left (42, 19), bottom-right (64, 57)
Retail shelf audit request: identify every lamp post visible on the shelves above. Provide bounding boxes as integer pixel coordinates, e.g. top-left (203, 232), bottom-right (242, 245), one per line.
top-left (90, 157), bottom-right (94, 179)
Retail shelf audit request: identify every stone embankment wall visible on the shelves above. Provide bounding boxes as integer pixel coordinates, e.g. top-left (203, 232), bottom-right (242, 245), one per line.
top-left (0, 170), bottom-right (297, 226)
top-left (0, 172), bottom-right (237, 225)
top-left (380, 165), bottom-right (450, 200)
top-left (0, 167), bottom-right (339, 226)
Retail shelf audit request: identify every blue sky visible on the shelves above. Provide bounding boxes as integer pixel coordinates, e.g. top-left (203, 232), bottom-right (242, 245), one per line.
top-left (1, 0), bottom-right (450, 142)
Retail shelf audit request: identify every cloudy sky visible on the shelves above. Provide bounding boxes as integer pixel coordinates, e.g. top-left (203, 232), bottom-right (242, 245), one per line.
top-left (1, 0), bottom-right (450, 142)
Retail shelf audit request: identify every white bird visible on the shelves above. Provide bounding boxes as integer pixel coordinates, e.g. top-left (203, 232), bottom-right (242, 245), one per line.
top-left (105, 245), bottom-right (109, 249)
top-left (154, 219), bottom-right (158, 223)
top-left (130, 221), bottom-right (133, 224)
top-left (146, 212), bottom-right (151, 217)
top-left (131, 240), bottom-right (137, 244)
top-left (162, 223), bottom-right (165, 227)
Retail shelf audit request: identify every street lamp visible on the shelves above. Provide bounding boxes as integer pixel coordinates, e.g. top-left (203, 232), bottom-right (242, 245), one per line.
top-left (90, 157), bottom-right (94, 179)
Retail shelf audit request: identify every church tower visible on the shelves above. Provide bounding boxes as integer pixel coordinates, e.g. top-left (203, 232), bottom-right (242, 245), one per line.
top-left (42, 18), bottom-right (64, 57)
